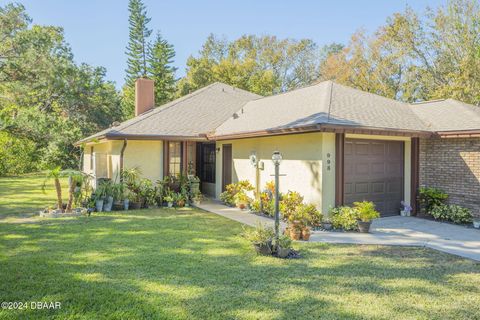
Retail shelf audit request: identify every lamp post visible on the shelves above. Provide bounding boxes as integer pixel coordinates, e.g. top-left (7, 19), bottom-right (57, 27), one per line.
top-left (271, 151), bottom-right (282, 252)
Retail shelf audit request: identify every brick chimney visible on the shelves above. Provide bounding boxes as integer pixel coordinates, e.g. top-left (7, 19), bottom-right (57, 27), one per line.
top-left (135, 78), bottom-right (155, 116)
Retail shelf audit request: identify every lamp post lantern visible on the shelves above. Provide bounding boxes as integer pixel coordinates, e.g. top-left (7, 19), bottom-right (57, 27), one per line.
top-left (272, 151), bottom-right (282, 252)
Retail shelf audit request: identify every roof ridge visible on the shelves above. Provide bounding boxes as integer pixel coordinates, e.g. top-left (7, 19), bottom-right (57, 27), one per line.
top-left (326, 81), bottom-right (334, 122)
top-left (410, 99), bottom-right (447, 105)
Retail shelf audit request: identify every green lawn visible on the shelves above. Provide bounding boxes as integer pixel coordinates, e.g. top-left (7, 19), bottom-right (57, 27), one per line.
top-left (0, 173), bottom-right (68, 216)
top-left (0, 176), bottom-right (479, 319)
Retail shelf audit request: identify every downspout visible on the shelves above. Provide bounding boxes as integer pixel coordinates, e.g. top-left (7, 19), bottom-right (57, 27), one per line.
top-left (119, 139), bottom-right (128, 182)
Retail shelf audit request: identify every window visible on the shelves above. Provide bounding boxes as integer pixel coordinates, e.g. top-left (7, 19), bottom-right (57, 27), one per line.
top-left (199, 143), bottom-right (216, 183)
top-left (168, 142), bottom-right (182, 177)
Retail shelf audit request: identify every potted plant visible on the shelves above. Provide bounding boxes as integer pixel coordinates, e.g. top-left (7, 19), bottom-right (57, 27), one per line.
top-left (176, 193), bottom-right (185, 208)
top-left (234, 191), bottom-right (251, 210)
top-left (276, 235), bottom-right (292, 258)
top-left (188, 175), bottom-right (200, 195)
top-left (473, 219), bottom-right (480, 229)
top-left (400, 201), bottom-right (412, 217)
top-left (243, 223), bottom-right (274, 255)
top-left (164, 194), bottom-right (174, 208)
top-left (94, 183), bottom-right (107, 212)
top-left (301, 227), bottom-right (311, 241)
top-left (354, 201), bottom-right (380, 233)
top-left (112, 183), bottom-right (124, 211)
top-left (192, 192), bottom-right (203, 206)
top-left (322, 217), bottom-right (333, 230)
top-left (289, 224), bottom-right (302, 240)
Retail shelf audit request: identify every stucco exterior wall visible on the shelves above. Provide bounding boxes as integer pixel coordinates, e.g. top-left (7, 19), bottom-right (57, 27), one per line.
top-left (216, 132), bottom-right (327, 212)
top-left (83, 140), bottom-right (163, 183)
top-left (420, 137), bottom-right (480, 217)
top-left (123, 140), bottom-right (163, 182)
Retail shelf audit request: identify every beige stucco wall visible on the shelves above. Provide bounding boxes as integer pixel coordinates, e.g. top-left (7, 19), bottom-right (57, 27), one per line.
top-left (345, 134), bottom-right (412, 206)
top-left (216, 132), bottom-right (327, 212)
top-left (215, 132), bottom-right (412, 215)
top-left (83, 140), bottom-right (163, 183)
top-left (123, 140), bottom-right (163, 182)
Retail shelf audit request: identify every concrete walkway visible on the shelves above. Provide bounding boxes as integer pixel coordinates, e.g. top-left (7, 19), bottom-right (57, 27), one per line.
top-left (197, 200), bottom-right (480, 262)
top-left (196, 199), bottom-right (287, 230)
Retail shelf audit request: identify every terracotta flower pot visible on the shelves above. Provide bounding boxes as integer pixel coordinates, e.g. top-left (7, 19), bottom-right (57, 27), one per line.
top-left (302, 228), bottom-right (311, 241)
top-left (237, 203), bottom-right (247, 210)
top-left (290, 228), bottom-right (301, 240)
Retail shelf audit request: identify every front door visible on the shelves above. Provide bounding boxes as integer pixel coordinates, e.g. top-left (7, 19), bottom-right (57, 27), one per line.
top-left (222, 144), bottom-right (232, 191)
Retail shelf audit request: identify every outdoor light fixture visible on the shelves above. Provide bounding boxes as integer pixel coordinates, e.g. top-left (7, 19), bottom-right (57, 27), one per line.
top-left (271, 151), bottom-right (282, 165)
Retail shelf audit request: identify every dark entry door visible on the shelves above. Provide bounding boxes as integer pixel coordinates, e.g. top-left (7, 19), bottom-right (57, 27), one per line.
top-left (222, 144), bottom-right (232, 191)
top-left (344, 139), bottom-right (404, 216)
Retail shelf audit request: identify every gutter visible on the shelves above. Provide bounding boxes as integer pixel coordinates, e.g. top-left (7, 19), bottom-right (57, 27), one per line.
top-left (209, 124), bottom-right (433, 141)
top-left (436, 130), bottom-right (480, 138)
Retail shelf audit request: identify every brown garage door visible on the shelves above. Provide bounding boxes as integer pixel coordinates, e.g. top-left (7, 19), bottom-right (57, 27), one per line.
top-left (344, 139), bottom-right (404, 216)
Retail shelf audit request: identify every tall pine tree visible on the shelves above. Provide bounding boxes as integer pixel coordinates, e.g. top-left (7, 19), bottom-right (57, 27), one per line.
top-left (148, 31), bottom-right (177, 106)
top-left (122, 0), bottom-right (152, 118)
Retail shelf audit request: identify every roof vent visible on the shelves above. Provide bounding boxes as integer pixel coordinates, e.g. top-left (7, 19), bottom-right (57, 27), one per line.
top-left (232, 112), bottom-right (239, 119)
top-left (111, 121), bottom-right (121, 127)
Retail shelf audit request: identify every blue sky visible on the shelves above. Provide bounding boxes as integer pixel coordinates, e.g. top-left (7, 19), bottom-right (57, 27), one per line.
top-left (4, 0), bottom-right (447, 89)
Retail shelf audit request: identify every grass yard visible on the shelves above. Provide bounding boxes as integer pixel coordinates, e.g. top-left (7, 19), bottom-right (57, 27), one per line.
top-left (0, 207), bottom-right (479, 320)
top-left (0, 173), bottom-right (68, 216)
top-left (0, 176), bottom-right (479, 319)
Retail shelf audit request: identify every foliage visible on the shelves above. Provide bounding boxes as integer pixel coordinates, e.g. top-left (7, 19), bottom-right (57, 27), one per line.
top-left (320, 0), bottom-right (480, 104)
top-left (279, 191), bottom-right (304, 222)
top-left (242, 223), bottom-right (274, 245)
top-left (330, 206), bottom-right (359, 231)
top-left (0, 3), bottom-right (121, 173)
top-left (0, 132), bottom-right (37, 175)
top-left (277, 235), bottom-right (292, 249)
top-left (430, 204), bottom-right (473, 224)
top-left (288, 203), bottom-right (322, 228)
top-left (220, 180), bottom-right (254, 206)
top-left (353, 201), bottom-right (380, 222)
top-left (177, 34), bottom-right (341, 96)
top-left (122, 0), bottom-right (177, 117)
top-left (233, 191), bottom-right (251, 206)
top-left (419, 187), bottom-right (449, 213)
top-left (148, 31), bottom-right (177, 105)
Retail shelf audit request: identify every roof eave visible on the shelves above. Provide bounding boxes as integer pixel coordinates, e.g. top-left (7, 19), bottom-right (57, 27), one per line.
top-left (210, 124), bottom-right (433, 141)
top-left (435, 129), bottom-right (480, 138)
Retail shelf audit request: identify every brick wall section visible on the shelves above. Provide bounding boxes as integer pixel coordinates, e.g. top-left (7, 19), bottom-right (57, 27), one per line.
top-left (419, 137), bottom-right (480, 218)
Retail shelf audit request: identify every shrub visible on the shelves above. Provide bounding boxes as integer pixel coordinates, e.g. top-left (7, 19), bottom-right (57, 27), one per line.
top-left (353, 201), bottom-right (380, 222)
top-left (220, 180), bottom-right (254, 206)
top-left (430, 205), bottom-right (473, 224)
top-left (242, 223), bottom-right (274, 245)
top-left (419, 187), bottom-right (448, 213)
top-left (288, 203), bottom-right (322, 228)
top-left (280, 191), bottom-right (304, 222)
top-left (330, 206), bottom-right (359, 231)
top-left (277, 235), bottom-right (292, 249)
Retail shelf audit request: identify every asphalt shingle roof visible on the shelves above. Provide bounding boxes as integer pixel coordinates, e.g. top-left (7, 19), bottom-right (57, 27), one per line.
top-left (214, 81), bottom-right (430, 137)
top-left (78, 82), bottom-right (260, 143)
top-left (409, 99), bottom-right (480, 132)
top-left (79, 80), bottom-right (480, 143)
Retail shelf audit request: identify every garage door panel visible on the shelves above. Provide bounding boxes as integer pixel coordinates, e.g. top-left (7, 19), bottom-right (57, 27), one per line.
top-left (371, 162), bottom-right (386, 174)
top-left (344, 139), bottom-right (404, 217)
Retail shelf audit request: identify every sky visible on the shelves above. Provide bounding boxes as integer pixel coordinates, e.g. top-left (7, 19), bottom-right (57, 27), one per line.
top-left (3, 0), bottom-right (447, 89)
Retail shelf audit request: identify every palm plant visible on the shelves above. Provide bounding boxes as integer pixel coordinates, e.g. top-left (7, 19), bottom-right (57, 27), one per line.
top-left (42, 167), bottom-right (64, 212)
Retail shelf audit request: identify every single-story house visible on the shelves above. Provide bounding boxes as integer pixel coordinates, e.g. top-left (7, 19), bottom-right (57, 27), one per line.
top-left (77, 78), bottom-right (480, 217)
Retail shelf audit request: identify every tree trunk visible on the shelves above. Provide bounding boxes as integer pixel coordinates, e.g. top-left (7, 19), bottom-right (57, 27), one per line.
top-left (55, 178), bottom-right (63, 213)
top-left (66, 179), bottom-right (75, 212)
